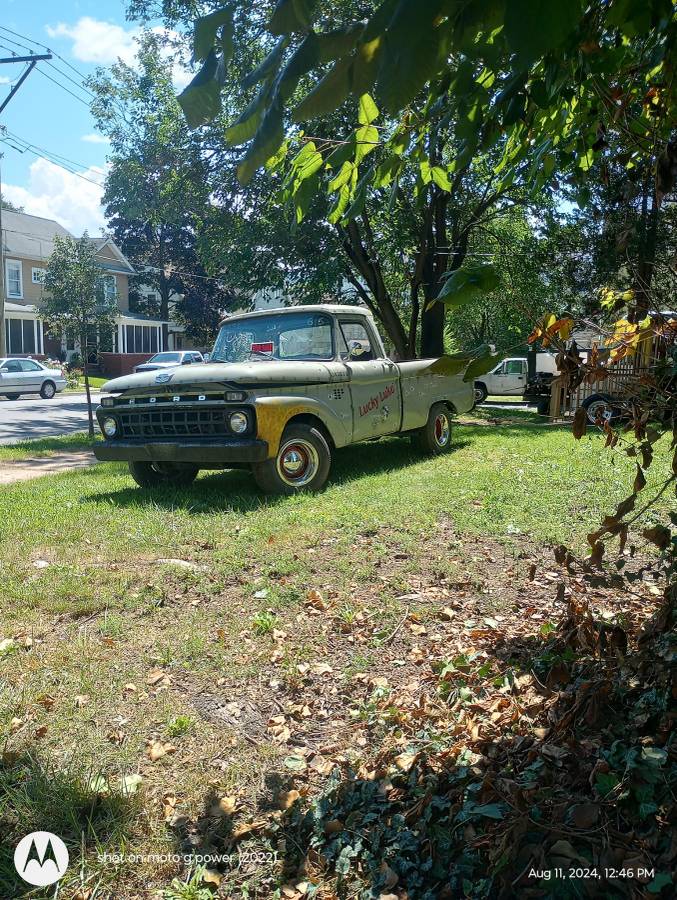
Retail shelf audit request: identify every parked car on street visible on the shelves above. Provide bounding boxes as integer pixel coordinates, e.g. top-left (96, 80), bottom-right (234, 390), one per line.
top-left (133, 351), bottom-right (204, 374)
top-left (94, 305), bottom-right (474, 494)
top-left (0, 358), bottom-right (67, 401)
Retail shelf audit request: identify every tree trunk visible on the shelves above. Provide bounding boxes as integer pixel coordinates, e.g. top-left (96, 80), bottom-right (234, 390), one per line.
top-left (81, 329), bottom-right (95, 440)
top-left (335, 220), bottom-right (410, 359)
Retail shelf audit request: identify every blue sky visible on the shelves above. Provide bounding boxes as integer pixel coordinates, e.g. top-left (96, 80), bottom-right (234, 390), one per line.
top-left (0, 0), bottom-right (190, 235)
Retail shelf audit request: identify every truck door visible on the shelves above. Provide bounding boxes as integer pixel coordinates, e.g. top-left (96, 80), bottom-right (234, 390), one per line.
top-left (337, 317), bottom-right (401, 442)
top-left (488, 358), bottom-right (527, 396)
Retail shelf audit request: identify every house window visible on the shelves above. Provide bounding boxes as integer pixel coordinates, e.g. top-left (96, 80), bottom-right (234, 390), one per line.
top-left (31, 267), bottom-right (46, 284)
top-left (101, 274), bottom-right (117, 301)
top-left (125, 323), bottom-right (161, 353)
top-left (6, 260), bottom-right (23, 298)
top-left (5, 318), bottom-right (36, 354)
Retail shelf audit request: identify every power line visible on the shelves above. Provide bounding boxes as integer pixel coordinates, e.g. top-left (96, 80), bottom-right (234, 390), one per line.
top-left (36, 66), bottom-right (91, 108)
top-left (0, 137), bottom-right (105, 187)
top-left (2, 128), bottom-right (103, 175)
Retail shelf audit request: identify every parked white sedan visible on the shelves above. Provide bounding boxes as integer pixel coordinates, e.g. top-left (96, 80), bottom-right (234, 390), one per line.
top-left (0, 358), bottom-right (67, 400)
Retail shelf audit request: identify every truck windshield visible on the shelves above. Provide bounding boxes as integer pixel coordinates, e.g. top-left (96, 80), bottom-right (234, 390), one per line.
top-left (212, 312), bottom-right (334, 362)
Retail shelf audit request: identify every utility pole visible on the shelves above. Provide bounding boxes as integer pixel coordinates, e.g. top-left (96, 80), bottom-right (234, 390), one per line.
top-left (0, 52), bottom-right (51, 356)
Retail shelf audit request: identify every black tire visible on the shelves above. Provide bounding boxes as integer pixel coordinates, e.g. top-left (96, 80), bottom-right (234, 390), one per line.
top-left (581, 393), bottom-right (620, 425)
top-left (252, 423), bottom-right (331, 495)
top-left (4, 394), bottom-right (21, 401)
top-left (413, 402), bottom-right (454, 455)
top-left (128, 461), bottom-right (199, 488)
top-left (536, 397), bottom-right (550, 415)
top-left (474, 382), bottom-right (488, 403)
top-left (40, 380), bottom-right (56, 399)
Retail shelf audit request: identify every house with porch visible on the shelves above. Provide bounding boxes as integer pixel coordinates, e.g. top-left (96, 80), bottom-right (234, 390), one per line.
top-left (1, 210), bottom-right (169, 375)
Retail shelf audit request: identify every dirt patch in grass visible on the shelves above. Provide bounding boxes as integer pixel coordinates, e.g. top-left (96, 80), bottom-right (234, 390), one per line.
top-left (0, 450), bottom-right (98, 483)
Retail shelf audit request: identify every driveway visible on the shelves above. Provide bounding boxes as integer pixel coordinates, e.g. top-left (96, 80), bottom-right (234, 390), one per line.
top-left (0, 393), bottom-right (98, 444)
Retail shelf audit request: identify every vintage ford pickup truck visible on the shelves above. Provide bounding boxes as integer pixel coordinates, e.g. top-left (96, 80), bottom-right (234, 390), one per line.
top-left (93, 305), bottom-right (474, 494)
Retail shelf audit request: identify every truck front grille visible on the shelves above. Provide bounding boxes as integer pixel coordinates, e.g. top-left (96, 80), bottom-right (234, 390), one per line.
top-left (118, 407), bottom-right (229, 439)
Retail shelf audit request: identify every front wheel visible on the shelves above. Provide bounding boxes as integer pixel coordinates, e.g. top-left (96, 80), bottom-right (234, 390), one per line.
top-left (252, 423), bottom-right (331, 495)
top-left (40, 381), bottom-right (56, 399)
top-left (413, 403), bottom-right (454, 455)
top-left (128, 461), bottom-right (199, 488)
top-left (474, 382), bottom-right (488, 403)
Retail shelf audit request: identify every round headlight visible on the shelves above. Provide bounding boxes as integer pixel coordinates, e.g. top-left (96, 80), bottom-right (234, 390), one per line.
top-left (102, 416), bottom-right (118, 438)
top-left (229, 411), bottom-right (248, 434)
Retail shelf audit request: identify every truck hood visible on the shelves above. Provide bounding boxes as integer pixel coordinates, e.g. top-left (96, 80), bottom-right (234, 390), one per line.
top-left (102, 359), bottom-right (347, 393)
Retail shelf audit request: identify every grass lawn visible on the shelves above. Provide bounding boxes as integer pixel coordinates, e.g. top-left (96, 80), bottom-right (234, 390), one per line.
top-left (0, 413), bottom-right (671, 898)
top-left (65, 376), bottom-right (108, 392)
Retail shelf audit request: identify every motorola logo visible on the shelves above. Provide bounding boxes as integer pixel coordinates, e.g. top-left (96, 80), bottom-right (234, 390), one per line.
top-left (14, 831), bottom-right (69, 887)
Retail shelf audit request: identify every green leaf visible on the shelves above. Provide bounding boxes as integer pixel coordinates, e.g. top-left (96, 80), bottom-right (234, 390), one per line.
top-left (316, 24), bottom-right (364, 63)
top-left (270, 0), bottom-right (316, 35)
top-left (472, 803), bottom-right (505, 820)
top-left (328, 160), bottom-right (354, 192)
top-left (355, 124), bottom-right (379, 164)
top-left (242, 37), bottom-right (287, 90)
top-left (436, 263), bottom-right (500, 308)
top-left (284, 752), bottom-right (308, 771)
top-left (224, 85), bottom-right (268, 146)
top-left (377, 13), bottom-right (452, 112)
top-left (292, 56), bottom-right (352, 122)
top-left (431, 165), bottom-right (452, 191)
top-left (647, 873), bottom-right (673, 894)
top-left (194, 7), bottom-right (233, 63)
top-left (278, 33), bottom-right (320, 101)
top-left (463, 351), bottom-right (505, 382)
top-left (237, 100), bottom-right (285, 185)
top-left (358, 93), bottom-right (379, 125)
top-left (505, 0), bottom-right (582, 63)
top-left (424, 355), bottom-right (470, 375)
top-left (178, 52), bottom-right (221, 129)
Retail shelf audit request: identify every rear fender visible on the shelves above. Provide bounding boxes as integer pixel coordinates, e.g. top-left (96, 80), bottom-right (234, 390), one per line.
top-left (255, 396), bottom-right (350, 457)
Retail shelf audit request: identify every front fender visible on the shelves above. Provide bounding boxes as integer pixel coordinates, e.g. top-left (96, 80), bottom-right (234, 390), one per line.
top-left (254, 396), bottom-right (351, 457)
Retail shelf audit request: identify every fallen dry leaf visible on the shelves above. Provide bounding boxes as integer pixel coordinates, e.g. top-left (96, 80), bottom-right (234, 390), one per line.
top-left (146, 740), bottom-right (176, 762)
top-left (278, 789), bottom-right (301, 811)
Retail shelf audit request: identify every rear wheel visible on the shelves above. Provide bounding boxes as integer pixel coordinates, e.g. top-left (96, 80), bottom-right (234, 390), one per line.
top-left (4, 394), bottom-right (20, 401)
top-left (128, 461), bottom-right (199, 488)
top-left (252, 423), bottom-right (331, 495)
top-left (581, 393), bottom-right (620, 425)
top-left (413, 403), bottom-right (454, 455)
top-left (474, 382), bottom-right (488, 403)
top-left (40, 380), bottom-right (56, 399)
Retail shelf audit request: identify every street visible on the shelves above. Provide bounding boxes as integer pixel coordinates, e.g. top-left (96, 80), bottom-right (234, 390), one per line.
top-left (0, 393), bottom-right (97, 444)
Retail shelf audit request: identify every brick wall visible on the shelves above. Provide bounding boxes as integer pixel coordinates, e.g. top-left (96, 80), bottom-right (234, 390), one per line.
top-left (99, 353), bottom-right (153, 377)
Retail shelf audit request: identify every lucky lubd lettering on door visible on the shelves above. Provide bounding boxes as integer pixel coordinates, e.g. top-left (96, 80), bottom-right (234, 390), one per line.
top-left (359, 383), bottom-right (395, 417)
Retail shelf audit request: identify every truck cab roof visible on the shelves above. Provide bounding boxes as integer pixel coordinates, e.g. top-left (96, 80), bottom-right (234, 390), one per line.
top-left (221, 304), bottom-right (375, 324)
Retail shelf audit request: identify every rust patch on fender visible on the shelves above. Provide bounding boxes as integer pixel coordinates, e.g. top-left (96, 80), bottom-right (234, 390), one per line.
top-left (255, 401), bottom-right (312, 458)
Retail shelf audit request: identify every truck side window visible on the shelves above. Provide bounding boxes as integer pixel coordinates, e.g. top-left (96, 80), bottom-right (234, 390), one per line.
top-left (339, 321), bottom-right (374, 361)
top-left (505, 360), bottom-right (525, 375)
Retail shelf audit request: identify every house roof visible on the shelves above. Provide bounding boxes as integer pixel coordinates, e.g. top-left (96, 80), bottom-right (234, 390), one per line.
top-left (1, 210), bottom-right (135, 274)
top-left (1, 210), bottom-right (73, 261)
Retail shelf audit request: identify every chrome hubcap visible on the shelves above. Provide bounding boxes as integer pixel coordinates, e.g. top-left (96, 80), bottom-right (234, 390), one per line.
top-left (277, 439), bottom-right (319, 486)
top-left (44, 384), bottom-right (55, 397)
top-left (434, 414), bottom-right (450, 446)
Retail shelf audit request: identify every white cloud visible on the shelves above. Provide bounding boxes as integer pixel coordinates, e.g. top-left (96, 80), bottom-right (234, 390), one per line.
top-left (46, 17), bottom-right (138, 67)
top-left (0, 76), bottom-right (11, 85)
top-left (82, 133), bottom-right (110, 144)
top-left (3, 158), bottom-right (107, 236)
top-left (46, 17), bottom-right (192, 88)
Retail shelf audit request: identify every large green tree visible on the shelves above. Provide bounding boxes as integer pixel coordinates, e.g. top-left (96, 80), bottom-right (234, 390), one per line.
top-left (43, 235), bottom-right (119, 437)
